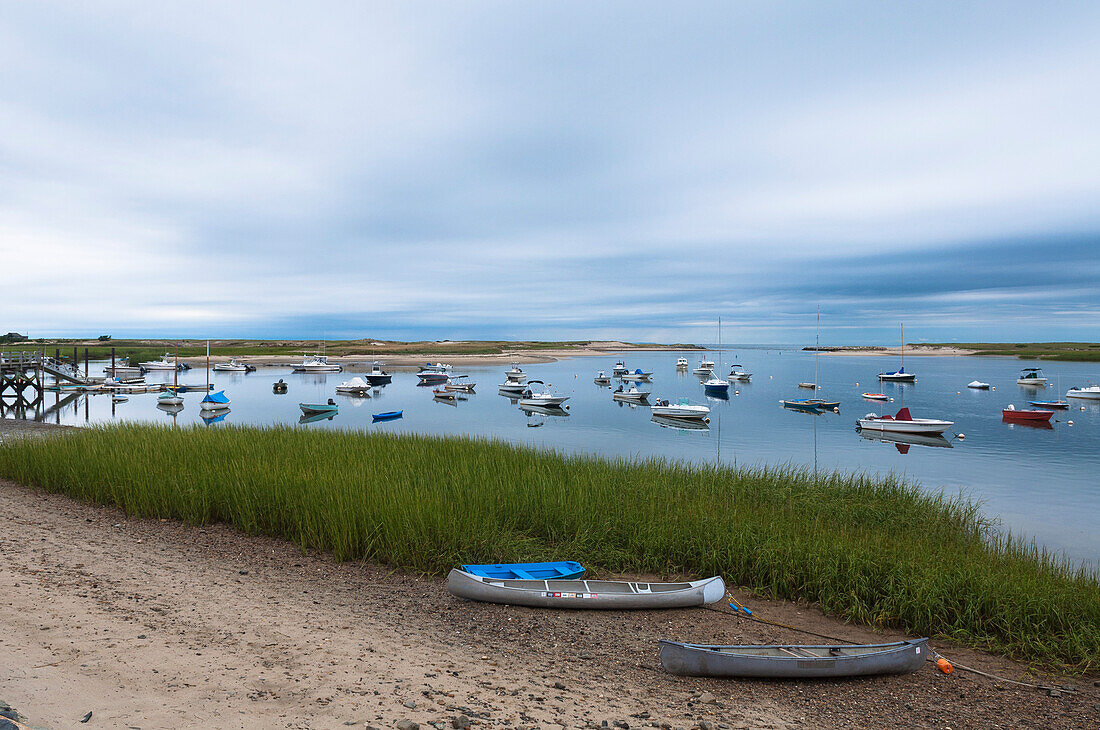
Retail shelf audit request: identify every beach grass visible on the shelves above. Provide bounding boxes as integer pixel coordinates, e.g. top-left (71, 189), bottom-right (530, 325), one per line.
top-left (921, 342), bottom-right (1100, 362)
top-left (1, 423), bottom-right (1096, 670)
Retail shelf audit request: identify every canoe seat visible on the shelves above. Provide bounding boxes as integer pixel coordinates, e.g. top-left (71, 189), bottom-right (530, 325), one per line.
top-left (510, 569), bottom-right (536, 579)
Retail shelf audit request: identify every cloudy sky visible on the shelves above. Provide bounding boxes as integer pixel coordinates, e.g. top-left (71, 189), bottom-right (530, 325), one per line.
top-left (3, 1), bottom-right (1099, 344)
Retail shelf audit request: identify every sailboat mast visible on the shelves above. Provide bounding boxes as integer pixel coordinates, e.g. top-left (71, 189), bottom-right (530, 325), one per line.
top-left (901, 323), bottom-right (905, 371)
top-left (206, 340), bottom-right (210, 391)
top-left (174, 341), bottom-right (179, 389)
top-left (814, 307), bottom-right (820, 389)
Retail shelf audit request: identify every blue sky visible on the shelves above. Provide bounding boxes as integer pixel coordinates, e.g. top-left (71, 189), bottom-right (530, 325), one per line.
top-left (3, 1), bottom-right (1099, 344)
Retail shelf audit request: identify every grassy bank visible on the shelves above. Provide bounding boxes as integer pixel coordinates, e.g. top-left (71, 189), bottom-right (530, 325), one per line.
top-left (922, 342), bottom-right (1100, 362)
top-left (1, 424), bottom-right (1096, 671)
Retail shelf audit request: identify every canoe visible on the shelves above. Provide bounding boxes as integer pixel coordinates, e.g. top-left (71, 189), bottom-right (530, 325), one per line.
top-left (659, 638), bottom-right (928, 679)
top-left (445, 569), bottom-right (725, 610)
top-left (1029, 400), bottom-right (1069, 409)
top-left (461, 561), bottom-right (585, 580)
top-left (300, 402), bottom-right (338, 415)
top-left (372, 410), bottom-right (403, 421)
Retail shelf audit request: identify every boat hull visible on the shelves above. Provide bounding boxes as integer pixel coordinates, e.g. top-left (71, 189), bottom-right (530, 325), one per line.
top-left (650, 406), bottom-right (709, 420)
top-left (446, 569), bottom-right (725, 610)
top-left (461, 562), bottom-right (585, 580)
top-left (1002, 410), bottom-right (1053, 422)
top-left (857, 418), bottom-right (952, 435)
top-left (1066, 387), bottom-right (1100, 400)
top-left (372, 411), bottom-right (403, 421)
top-left (659, 638), bottom-right (928, 678)
top-left (878, 373), bottom-right (916, 382)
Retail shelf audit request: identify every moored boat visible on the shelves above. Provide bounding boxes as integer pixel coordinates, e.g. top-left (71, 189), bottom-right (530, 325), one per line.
top-left (659, 638), bottom-right (928, 679)
top-left (139, 353), bottom-right (179, 371)
top-left (1029, 399), bottom-right (1068, 409)
top-left (692, 359), bottom-right (715, 376)
top-left (651, 397), bottom-right (710, 420)
top-left (300, 398), bottom-right (338, 415)
top-left (1016, 368), bottom-right (1047, 386)
top-left (443, 375), bottom-right (477, 392)
top-left (293, 355), bottom-right (342, 373)
top-left (967, 380), bottom-right (991, 390)
top-left (1066, 384), bottom-right (1100, 400)
top-left (612, 360), bottom-right (629, 376)
top-left (1002, 404), bottom-right (1054, 422)
top-left (861, 392), bottom-right (889, 401)
top-left (213, 358), bottom-right (255, 372)
top-left (504, 363), bottom-right (527, 382)
top-left (199, 390), bottom-right (231, 411)
top-left (445, 569), bottom-right (725, 609)
top-left (372, 410), bottom-right (403, 421)
top-left (726, 365), bottom-right (751, 381)
top-left (621, 368), bottom-right (654, 382)
top-left (612, 384), bottom-right (651, 402)
top-left (364, 362), bottom-right (392, 386)
top-left (878, 324), bottom-right (917, 381)
top-left (518, 380), bottom-right (569, 408)
top-left (857, 407), bottom-right (952, 435)
top-left (593, 370), bottom-right (611, 385)
top-left (461, 562), bottom-right (585, 580)
top-left (676, 356), bottom-right (689, 369)
top-left (498, 381), bottom-right (527, 395)
top-left (335, 376), bottom-right (372, 396)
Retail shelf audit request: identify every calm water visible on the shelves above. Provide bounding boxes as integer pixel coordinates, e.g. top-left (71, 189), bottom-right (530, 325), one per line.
top-left (12, 349), bottom-right (1100, 564)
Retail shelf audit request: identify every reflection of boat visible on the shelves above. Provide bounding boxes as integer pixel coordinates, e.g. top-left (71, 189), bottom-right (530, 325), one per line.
top-left (878, 324), bottom-right (917, 381)
top-left (298, 411), bottom-right (336, 424)
top-left (622, 368), bottom-right (653, 382)
top-left (967, 380), bottom-right (991, 390)
top-left (651, 398), bottom-right (710, 420)
top-left (651, 414), bottom-right (710, 431)
top-left (1002, 404), bottom-right (1053, 422)
top-left (292, 355), bottom-right (342, 373)
top-left (213, 358), bottom-right (255, 372)
top-left (111, 395), bottom-right (128, 403)
top-left (857, 407), bottom-right (952, 435)
top-left (659, 638), bottom-right (928, 679)
top-left (857, 428), bottom-right (953, 451)
top-left (1016, 368), bottom-right (1047, 386)
top-left (335, 376), bottom-right (372, 396)
top-left (364, 362), bottom-right (393, 386)
top-left (201, 410), bottom-right (229, 425)
top-left (612, 384), bottom-right (650, 402)
top-left (593, 370), bottom-right (611, 385)
top-left (372, 410), bottom-right (403, 421)
top-left (156, 402), bottom-right (184, 417)
top-left (504, 363), bottom-right (527, 382)
top-left (445, 569), bottom-right (724, 609)
top-left (518, 403), bottom-right (570, 417)
top-left (300, 399), bottom-right (338, 415)
top-left (518, 380), bottom-right (569, 408)
top-left (1004, 418), bottom-right (1054, 430)
top-left (1066, 384), bottom-right (1100, 400)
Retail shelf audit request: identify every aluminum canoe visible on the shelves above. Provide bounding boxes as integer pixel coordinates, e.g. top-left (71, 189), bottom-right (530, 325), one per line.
top-left (445, 569), bottom-right (725, 609)
top-left (659, 638), bottom-right (928, 678)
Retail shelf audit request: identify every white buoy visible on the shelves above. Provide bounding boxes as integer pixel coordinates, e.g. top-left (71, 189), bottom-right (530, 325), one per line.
top-left (889, 397), bottom-right (895, 402)
top-left (734, 390), bottom-right (739, 396)
top-left (957, 433), bottom-right (965, 439)
top-left (833, 407), bottom-right (840, 413)
top-left (1068, 420), bottom-right (1074, 425)
top-left (991, 386), bottom-right (996, 391)
top-left (957, 391), bottom-right (961, 395)
top-left (855, 382), bottom-right (859, 386)
top-left (1081, 406), bottom-right (1086, 411)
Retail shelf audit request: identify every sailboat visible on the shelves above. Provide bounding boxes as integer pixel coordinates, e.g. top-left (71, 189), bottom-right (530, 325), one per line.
top-left (200, 341), bottom-right (231, 412)
top-left (157, 342), bottom-right (184, 406)
top-left (878, 324), bottom-right (917, 382)
top-left (702, 317), bottom-right (730, 396)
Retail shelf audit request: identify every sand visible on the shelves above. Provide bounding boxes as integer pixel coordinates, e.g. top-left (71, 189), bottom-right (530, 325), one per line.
top-left (819, 346), bottom-right (979, 357)
top-left (1, 468), bottom-right (1095, 729)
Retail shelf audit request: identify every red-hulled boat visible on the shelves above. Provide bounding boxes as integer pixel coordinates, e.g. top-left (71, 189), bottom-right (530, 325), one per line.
top-left (1002, 404), bottom-right (1054, 422)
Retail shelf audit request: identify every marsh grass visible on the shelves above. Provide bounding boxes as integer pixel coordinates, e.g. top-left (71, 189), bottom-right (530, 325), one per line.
top-left (1, 423), bottom-right (1096, 670)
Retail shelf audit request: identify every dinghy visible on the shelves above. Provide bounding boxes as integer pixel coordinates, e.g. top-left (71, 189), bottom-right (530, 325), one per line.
top-left (300, 399), bottom-right (338, 415)
top-left (446, 569), bottom-right (724, 609)
top-left (461, 561), bottom-right (585, 580)
top-left (372, 410), bottom-right (402, 421)
top-left (1002, 404), bottom-right (1054, 422)
top-left (1029, 400), bottom-right (1069, 409)
top-left (861, 392), bottom-right (889, 401)
top-left (659, 638), bottom-right (928, 679)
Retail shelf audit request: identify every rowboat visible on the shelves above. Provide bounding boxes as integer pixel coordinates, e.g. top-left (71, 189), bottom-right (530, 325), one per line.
top-left (1066, 384), bottom-right (1100, 400)
top-left (857, 407), bottom-right (952, 435)
top-left (659, 638), bottom-right (928, 679)
top-left (432, 389), bottom-right (459, 401)
top-left (1029, 400), bottom-right (1068, 409)
top-left (300, 399), bottom-right (338, 415)
top-left (651, 398), bottom-right (710, 420)
top-left (1002, 404), bottom-right (1053, 422)
top-left (967, 380), bottom-right (991, 389)
top-left (372, 410), bottom-right (402, 421)
top-left (461, 561), bottom-right (585, 580)
top-left (1016, 368), bottom-right (1047, 386)
top-left (445, 569), bottom-right (725, 609)
top-left (862, 392), bottom-right (889, 401)
top-left (780, 398), bottom-right (825, 411)
top-left (797, 382), bottom-right (817, 390)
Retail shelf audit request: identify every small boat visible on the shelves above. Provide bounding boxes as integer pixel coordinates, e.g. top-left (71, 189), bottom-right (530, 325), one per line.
top-left (816, 400), bottom-right (841, 410)
top-left (692, 359), bottom-right (715, 376)
top-left (335, 376), bottom-right (372, 396)
top-left (300, 398), bottom-right (338, 415)
top-left (967, 380), bottom-right (991, 390)
top-left (651, 397), bottom-right (710, 421)
top-left (504, 363), bottom-right (527, 382)
top-left (445, 569), bottom-right (725, 610)
top-left (443, 375), bottom-right (476, 392)
top-left (416, 364), bottom-right (450, 384)
top-left (272, 378), bottom-right (288, 393)
top-left (726, 365), bottom-right (751, 381)
top-left (498, 382), bottom-right (527, 395)
top-left (1066, 384), bottom-right (1100, 400)
top-left (1002, 404), bottom-right (1054, 422)
top-left (199, 389), bottom-right (231, 411)
top-left (621, 368), bottom-right (654, 382)
top-left (862, 392), bottom-right (889, 401)
top-left (612, 384), bottom-right (651, 402)
top-left (111, 395), bottom-right (128, 403)
top-left (703, 375), bottom-right (729, 395)
top-left (103, 364), bottom-right (142, 377)
top-left (518, 380), bottom-right (569, 408)
top-left (675, 356), bottom-right (689, 369)
top-left (797, 382), bottom-right (817, 390)
top-left (612, 360), bottom-right (629, 376)
top-left (364, 362), bottom-right (392, 386)
top-left (461, 561), bottom-right (585, 580)
top-left (878, 324), bottom-right (917, 381)
top-left (857, 407), bottom-right (953, 435)
top-left (781, 398), bottom-right (825, 412)
top-left (432, 389), bottom-right (459, 401)
top-left (372, 410), bottom-right (403, 421)
top-left (157, 389), bottom-right (184, 406)
top-left (1016, 368), bottom-right (1047, 386)
top-left (213, 358), bottom-right (255, 372)
top-left (139, 353), bottom-right (179, 371)
top-left (593, 370), bottom-right (611, 385)
top-left (292, 355), bottom-right (342, 373)
top-left (1029, 399), bottom-right (1069, 409)
top-left (659, 638), bottom-right (928, 679)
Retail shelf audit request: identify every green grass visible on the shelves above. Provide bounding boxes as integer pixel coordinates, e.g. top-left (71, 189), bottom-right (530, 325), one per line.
top-left (1, 424), bottom-right (1096, 671)
top-left (921, 342), bottom-right (1100, 362)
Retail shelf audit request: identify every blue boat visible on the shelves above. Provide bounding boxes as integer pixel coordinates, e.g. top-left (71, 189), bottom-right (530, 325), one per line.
top-left (461, 561), bottom-right (585, 580)
top-left (1029, 400), bottom-right (1070, 409)
top-left (372, 410), bottom-right (403, 421)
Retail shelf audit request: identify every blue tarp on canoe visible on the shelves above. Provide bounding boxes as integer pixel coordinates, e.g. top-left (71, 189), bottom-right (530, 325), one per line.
top-left (201, 390), bottom-right (230, 404)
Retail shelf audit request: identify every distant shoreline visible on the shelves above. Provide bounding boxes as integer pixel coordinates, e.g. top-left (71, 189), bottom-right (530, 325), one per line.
top-left (810, 343), bottom-right (1100, 361)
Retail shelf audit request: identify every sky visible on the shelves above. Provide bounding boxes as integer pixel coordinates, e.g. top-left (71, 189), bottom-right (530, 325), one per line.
top-left (2, 1), bottom-right (1099, 345)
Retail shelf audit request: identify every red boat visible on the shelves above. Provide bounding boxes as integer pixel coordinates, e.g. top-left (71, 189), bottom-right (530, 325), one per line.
top-left (1002, 405), bottom-right (1054, 422)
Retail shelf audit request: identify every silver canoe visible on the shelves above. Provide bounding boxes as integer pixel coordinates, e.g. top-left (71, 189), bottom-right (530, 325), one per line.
top-left (659, 638), bottom-right (928, 678)
top-left (446, 569), bottom-right (725, 609)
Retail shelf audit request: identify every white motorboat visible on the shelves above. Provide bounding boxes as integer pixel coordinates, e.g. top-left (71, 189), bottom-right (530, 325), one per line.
top-left (621, 368), bottom-right (653, 382)
top-left (593, 370), bottom-right (611, 385)
top-left (1066, 384), bottom-right (1100, 400)
top-left (727, 364), bottom-right (752, 381)
top-left (612, 384), bottom-right (651, 402)
top-left (498, 382), bottom-right (527, 395)
top-left (335, 376), bottom-right (372, 396)
top-left (692, 359), bottom-right (715, 376)
top-left (293, 355), bottom-right (342, 373)
top-left (857, 407), bottom-right (953, 435)
top-left (967, 380), bottom-right (991, 389)
top-left (444, 375), bottom-right (477, 392)
top-left (213, 358), bottom-right (254, 372)
top-left (1016, 368), bottom-right (1047, 386)
top-left (676, 356), bottom-right (689, 369)
top-left (140, 353), bottom-right (178, 371)
top-left (504, 363), bottom-right (527, 382)
top-left (612, 360), bottom-right (629, 376)
top-left (650, 397), bottom-right (711, 421)
top-left (518, 380), bottom-right (570, 408)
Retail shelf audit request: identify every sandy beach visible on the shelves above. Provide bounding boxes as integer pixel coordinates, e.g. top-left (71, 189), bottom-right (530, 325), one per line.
top-left (1, 437), bottom-right (1094, 729)
top-left (817, 346), bottom-right (979, 357)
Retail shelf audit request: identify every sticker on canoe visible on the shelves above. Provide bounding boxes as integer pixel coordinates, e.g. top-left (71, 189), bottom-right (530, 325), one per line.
top-left (544, 592), bottom-right (599, 598)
